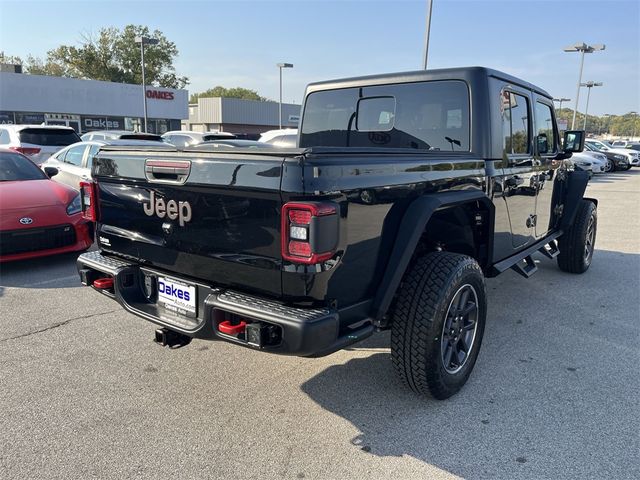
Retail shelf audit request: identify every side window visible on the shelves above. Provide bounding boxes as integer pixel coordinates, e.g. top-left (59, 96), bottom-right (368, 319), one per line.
top-left (535, 102), bottom-right (556, 155)
top-left (0, 129), bottom-right (10, 144)
top-left (64, 145), bottom-right (86, 166)
top-left (501, 91), bottom-right (530, 155)
top-left (87, 144), bottom-right (100, 167)
top-left (54, 149), bottom-right (68, 162)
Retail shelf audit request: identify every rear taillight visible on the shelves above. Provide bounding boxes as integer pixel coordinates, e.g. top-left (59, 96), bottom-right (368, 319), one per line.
top-left (281, 202), bottom-right (339, 264)
top-left (9, 146), bottom-right (41, 156)
top-left (80, 181), bottom-right (98, 221)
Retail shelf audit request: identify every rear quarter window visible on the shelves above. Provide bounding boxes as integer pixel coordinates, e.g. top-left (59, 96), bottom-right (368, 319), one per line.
top-left (19, 128), bottom-right (81, 146)
top-left (300, 80), bottom-right (470, 151)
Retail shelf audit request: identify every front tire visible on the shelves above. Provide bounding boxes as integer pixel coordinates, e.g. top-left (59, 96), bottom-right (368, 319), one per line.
top-left (391, 252), bottom-right (486, 399)
top-left (557, 200), bottom-right (597, 274)
top-left (604, 159), bottom-right (613, 173)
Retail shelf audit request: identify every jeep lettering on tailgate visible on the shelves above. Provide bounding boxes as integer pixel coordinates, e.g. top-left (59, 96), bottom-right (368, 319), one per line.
top-left (143, 191), bottom-right (192, 226)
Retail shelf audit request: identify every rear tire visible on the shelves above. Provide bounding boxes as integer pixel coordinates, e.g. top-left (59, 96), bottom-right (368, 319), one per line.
top-left (557, 200), bottom-right (597, 274)
top-left (390, 252), bottom-right (486, 399)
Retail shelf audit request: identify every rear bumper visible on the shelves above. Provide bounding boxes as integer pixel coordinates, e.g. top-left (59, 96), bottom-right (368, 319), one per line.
top-left (76, 251), bottom-right (373, 356)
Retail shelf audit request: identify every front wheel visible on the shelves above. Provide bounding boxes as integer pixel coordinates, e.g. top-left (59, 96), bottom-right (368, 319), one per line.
top-left (391, 252), bottom-right (486, 399)
top-left (557, 200), bottom-right (597, 274)
top-left (604, 159), bottom-right (613, 173)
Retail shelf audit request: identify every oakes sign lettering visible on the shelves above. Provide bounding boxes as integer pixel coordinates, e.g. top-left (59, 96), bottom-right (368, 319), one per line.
top-left (83, 117), bottom-right (122, 129)
top-left (146, 90), bottom-right (175, 101)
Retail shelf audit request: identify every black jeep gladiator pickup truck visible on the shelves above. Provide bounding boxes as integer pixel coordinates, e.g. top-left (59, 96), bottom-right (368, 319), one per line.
top-left (77, 67), bottom-right (596, 399)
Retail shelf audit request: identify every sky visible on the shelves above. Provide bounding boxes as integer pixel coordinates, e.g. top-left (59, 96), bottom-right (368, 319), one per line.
top-left (0, 0), bottom-right (638, 116)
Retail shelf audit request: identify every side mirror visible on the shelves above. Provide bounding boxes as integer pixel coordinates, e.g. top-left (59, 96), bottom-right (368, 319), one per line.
top-left (44, 166), bottom-right (59, 178)
top-left (563, 130), bottom-right (585, 153)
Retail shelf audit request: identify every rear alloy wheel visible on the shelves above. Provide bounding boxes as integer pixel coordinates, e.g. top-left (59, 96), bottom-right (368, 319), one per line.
top-left (391, 252), bottom-right (486, 399)
top-left (557, 200), bottom-right (597, 274)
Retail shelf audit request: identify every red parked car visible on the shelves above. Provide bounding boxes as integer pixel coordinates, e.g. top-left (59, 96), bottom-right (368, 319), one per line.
top-left (0, 149), bottom-right (93, 262)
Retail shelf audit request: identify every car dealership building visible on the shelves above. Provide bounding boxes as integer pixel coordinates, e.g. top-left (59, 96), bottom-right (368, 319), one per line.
top-left (0, 70), bottom-right (188, 134)
top-left (183, 97), bottom-right (301, 135)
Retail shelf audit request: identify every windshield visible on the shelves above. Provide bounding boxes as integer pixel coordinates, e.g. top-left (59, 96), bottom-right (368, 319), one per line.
top-left (0, 151), bottom-right (48, 181)
top-left (18, 128), bottom-right (81, 146)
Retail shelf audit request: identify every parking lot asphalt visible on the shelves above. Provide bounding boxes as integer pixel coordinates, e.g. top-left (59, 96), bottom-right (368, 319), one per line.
top-left (1, 170), bottom-right (639, 480)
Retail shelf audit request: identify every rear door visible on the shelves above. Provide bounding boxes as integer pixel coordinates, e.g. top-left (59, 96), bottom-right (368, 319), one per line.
top-left (500, 88), bottom-right (538, 248)
top-left (94, 148), bottom-right (292, 298)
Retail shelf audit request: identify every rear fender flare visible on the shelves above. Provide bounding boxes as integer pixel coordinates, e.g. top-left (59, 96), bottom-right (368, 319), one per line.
top-left (371, 190), bottom-right (494, 321)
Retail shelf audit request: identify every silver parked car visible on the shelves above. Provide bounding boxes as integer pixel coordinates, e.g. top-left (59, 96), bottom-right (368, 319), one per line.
top-left (162, 130), bottom-right (236, 148)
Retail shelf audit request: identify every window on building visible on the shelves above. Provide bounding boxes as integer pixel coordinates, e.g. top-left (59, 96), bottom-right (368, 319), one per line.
top-left (501, 91), bottom-right (530, 155)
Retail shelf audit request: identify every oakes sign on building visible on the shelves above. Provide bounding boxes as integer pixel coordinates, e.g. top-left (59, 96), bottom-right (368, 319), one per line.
top-left (146, 90), bottom-right (174, 101)
top-left (82, 115), bottom-right (125, 131)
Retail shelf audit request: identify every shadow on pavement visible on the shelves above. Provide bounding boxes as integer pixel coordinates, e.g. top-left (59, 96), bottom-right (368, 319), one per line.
top-left (301, 249), bottom-right (640, 479)
top-left (589, 168), bottom-right (639, 183)
top-left (0, 249), bottom-right (91, 291)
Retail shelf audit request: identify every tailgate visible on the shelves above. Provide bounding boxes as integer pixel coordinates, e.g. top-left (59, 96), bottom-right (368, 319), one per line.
top-left (93, 147), bottom-right (295, 298)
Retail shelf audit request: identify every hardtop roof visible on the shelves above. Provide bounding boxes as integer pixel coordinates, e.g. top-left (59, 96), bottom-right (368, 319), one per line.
top-left (305, 66), bottom-right (552, 99)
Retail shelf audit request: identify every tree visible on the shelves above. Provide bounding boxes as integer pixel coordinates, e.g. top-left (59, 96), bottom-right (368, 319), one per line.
top-left (190, 86), bottom-right (267, 103)
top-left (2, 25), bottom-right (188, 88)
top-left (0, 51), bottom-right (23, 65)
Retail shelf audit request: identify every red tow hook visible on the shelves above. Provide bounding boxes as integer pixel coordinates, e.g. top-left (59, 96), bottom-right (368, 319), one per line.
top-left (93, 277), bottom-right (114, 290)
top-left (218, 320), bottom-right (246, 336)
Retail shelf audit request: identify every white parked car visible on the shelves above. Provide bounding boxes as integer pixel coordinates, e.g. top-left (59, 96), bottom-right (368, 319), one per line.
top-left (258, 128), bottom-right (298, 143)
top-left (40, 139), bottom-right (169, 190)
top-left (571, 152), bottom-right (605, 175)
top-left (586, 139), bottom-right (639, 167)
top-left (161, 130), bottom-right (236, 148)
top-left (0, 124), bottom-right (81, 166)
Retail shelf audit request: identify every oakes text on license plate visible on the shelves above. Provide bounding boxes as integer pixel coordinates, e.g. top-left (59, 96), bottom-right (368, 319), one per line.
top-left (157, 277), bottom-right (196, 316)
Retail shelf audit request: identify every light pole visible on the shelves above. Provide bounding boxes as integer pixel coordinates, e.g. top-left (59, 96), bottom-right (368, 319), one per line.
top-left (277, 63), bottom-right (293, 130)
top-left (135, 36), bottom-right (159, 133)
top-left (553, 97), bottom-right (571, 114)
top-left (423, 0), bottom-right (434, 69)
top-left (580, 81), bottom-right (603, 131)
top-left (563, 42), bottom-right (605, 130)
top-left (631, 111), bottom-right (638, 140)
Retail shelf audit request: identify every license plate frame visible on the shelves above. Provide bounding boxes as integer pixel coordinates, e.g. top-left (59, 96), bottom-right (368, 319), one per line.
top-left (157, 276), bottom-right (197, 318)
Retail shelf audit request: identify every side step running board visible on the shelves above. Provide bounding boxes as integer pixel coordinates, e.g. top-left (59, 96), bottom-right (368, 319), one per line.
top-left (490, 231), bottom-right (563, 279)
top-left (537, 239), bottom-right (560, 259)
top-left (510, 255), bottom-right (538, 278)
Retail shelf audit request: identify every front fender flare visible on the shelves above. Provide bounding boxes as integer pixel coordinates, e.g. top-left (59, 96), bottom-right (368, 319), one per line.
top-left (371, 190), bottom-right (494, 322)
